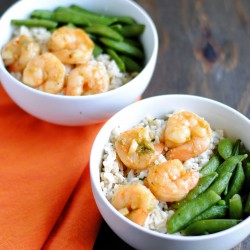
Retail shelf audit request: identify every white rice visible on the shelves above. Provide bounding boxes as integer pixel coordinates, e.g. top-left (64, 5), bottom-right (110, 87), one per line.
top-left (100, 113), bottom-right (224, 234)
top-left (10, 26), bottom-right (135, 93)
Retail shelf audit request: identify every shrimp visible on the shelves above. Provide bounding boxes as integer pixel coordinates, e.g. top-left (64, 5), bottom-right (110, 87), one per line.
top-left (22, 52), bottom-right (66, 94)
top-left (48, 26), bottom-right (94, 64)
top-left (1, 35), bottom-right (40, 72)
top-left (165, 111), bottom-right (212, 162)
top-left (111, 183), bottom-right (157, 226)
top-left (146, 159), bottom-right (199, 202)
top-left (65, 62), bottom-right (109, 95)
top-left (115, 127), bottom-right (164, 170)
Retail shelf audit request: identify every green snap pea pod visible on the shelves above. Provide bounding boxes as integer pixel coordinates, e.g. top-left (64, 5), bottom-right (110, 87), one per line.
top-left (229, 194), bottom-right (243, 219)
top-left (217, 200), bottom-right (226, 206)
top-left (120, 55), bottom-right (142, 73)
top-left (207, 172), bottom-right (232, 195)
top-left (218, 138), bottom-right (234, 160)
top-left (170, 172), bottom-right (218, 209)
top-left (240, 146), bottom-right (250, 165)
top-left (224, 163), bottom-right (245, 203)
top-left (70, 4), bottom-right (136, 24)
top-left (216, 154), bottom-right (248, 175)
top-left (243, 162), bottom-right (250, 192)
top-left (11, 18), bottom-right (58, 29)
top-left (85, 24), bottom-right (124, 41)
top-left (190, 205), bottom-right (228, 223)
top-left (223, 181), bottom-right (229, 196)
top-left (182, 219), bottom-right (242, 236)
top-left (106, 48), bottom-right (126, 73)
top-left (232, 139), bottom-right (241, 156)
top-left (93, 44), bottom-right (103, 58)
top-left (111, 24), bottom-right (123, 33)
top-left (167, 190), bottom-right (221, 234)
top-left (99, 37), bottom-right (144, 59)
top-left (52, 7), bottom-right (117, 26)
top-left (67, 23), bottom-right (77, 28)
top-left (243, 191), bottom-right (250, 214)
top-left (199, 154), bottom-right (221, 177)
top-left (124, 38), bottom-right (143, 48)
top-left (30, 9), bottom-right (53, 20)
top-left (115, 24), bottom-right (145, 37)
top-left (114, 16), bottom-right (136, 25)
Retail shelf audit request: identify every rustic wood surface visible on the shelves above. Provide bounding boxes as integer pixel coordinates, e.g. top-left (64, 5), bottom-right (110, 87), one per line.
top-left (1, 0), bottom-right (250, 249)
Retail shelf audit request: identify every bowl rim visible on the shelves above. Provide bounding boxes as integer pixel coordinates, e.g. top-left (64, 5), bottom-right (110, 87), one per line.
top-left (0, 0), bottom-right (158, 100)
top-left (90, 94), bottom-right (250, 241)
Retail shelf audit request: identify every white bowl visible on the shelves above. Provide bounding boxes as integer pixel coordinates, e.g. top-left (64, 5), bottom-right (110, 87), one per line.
top-left (0, 0), bottom-right (158, 126)
top-left (90, 94), bottom-right (250, 250)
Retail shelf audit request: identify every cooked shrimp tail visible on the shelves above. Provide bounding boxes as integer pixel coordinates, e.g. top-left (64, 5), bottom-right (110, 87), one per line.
top-left (48, 26), bottom-right (94, 64)
top-left (22, 52), bottom-right (66, 94)
top-left (115, 127), bottom-right (164, 170)
top-left (1, 35), bottom-right (40, 73)
top-left (111, 183), bottom-right (157, 226)
top-left (66, 62), bottom-right (109, 96)
top-left (146, 159), bottom-right (199, 202)
top-left (165, 111), bottom-right (212, 161)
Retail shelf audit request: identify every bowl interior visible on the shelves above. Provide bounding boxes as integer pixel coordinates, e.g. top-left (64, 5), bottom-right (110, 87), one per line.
top-left (90, 94), bottom-right (250, 248)
top-left (0, 0), bottom-right (157, 75)
top-left (0, 0), bottom-right (158, 126)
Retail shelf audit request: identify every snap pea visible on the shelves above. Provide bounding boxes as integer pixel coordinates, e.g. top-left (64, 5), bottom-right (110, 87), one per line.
top-left (224, 163), bottom-right (245, 203)
top-left (114, 16), bottom-right (136, 25)
top-left (243, 191), bottom-right (250, 214)
top-left (216, 154), bottom-right (248, 175)
top-left (190, 205), bottom-right (228, 223)
top-left (93, 44), bottom-right (103, 58)
top-left (199, 154), bottom-right (221, 177)
top-left (124, 38), bottom-right (143, 48)
top-left (67, 23), bottom-right (77, 28)
top-left (11, 18), bottom-right (58, 29)
top-left (99, 37), bottom-right (144, 59)
top-left (120, 55), bottom-right (142, 73)
top-left (51, 7), bottom-right (117, 26)
top-left (70, 4), bottom-right (136, 24)
top-left (115, 24), bottom-right (145, 37)
top-left (217, 200), bottom-right (226, 206)
top-left (243, 162), bottom-right (250, 193)
top-left (218, 138), bottom-right (233, 160)
top-left (106, 48), bottom-right (126, 73)
top-left (30, 9), bottom-right (53, 20)
top-left (207, 172), bottom-right (232, 195)
top-left (167, 190), bottom-right (221, 234)
top-left (182, 219), bottom-right (241, 236)
top-left (229, 194), bottom-right (243, 219)
top-left (85, 24), bottom-right (124, 41)
top-left (170, 172), bottom-right (218, 209)
top-left (232, 139), bottom-right (241, 156)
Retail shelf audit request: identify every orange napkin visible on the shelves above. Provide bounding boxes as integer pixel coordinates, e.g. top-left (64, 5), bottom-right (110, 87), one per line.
top-left (0, 84), bottom-right (103, 249)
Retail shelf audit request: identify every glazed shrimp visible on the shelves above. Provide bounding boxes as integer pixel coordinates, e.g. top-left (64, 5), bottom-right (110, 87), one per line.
top-left (65, 62), bottom-right (109, 95)
top-left (146, 159), bottom-right (199, 202)
top-left (48, 26), bottom-right (94, 64)
top-left (165, 111), bottom-right (212, 162)
top-left (1, 35), bottom-right (40, 72)
top-left (22, 52), bottom-right (66, 94)
top-left (111, 183), bottom-right (157, 226)
top-left (115, 127), bottom-right (164, 170)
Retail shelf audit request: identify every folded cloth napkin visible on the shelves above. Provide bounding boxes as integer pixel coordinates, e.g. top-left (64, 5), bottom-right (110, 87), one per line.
top-left (0, 84), bottom-right (103, 249)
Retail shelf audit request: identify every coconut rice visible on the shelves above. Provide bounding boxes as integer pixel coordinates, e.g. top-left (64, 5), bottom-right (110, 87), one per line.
top-left (100, 112), bottom-right (224, 234)
top-left (10, 26), bottom-right (135, 94)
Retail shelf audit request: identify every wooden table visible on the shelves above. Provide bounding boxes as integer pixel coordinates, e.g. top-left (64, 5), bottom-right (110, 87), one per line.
top-left (0, 1), bottom-right (250, 249)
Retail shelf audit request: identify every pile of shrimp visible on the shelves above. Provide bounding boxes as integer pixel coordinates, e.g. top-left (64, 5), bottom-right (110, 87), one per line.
top-left (101, 110), bottom-right (224, 231)
top-left (1, 26), bottom-right (126, 95)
